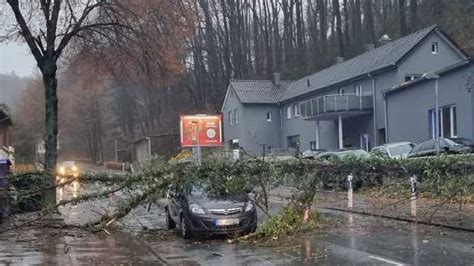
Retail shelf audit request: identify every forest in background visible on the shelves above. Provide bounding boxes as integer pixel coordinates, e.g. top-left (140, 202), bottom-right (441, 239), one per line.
top-left (8, 0), bottom-right (474, 163)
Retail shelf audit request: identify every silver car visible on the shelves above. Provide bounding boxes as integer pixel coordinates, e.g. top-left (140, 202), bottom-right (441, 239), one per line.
top-left (371, 142), bottom-right (415, 159)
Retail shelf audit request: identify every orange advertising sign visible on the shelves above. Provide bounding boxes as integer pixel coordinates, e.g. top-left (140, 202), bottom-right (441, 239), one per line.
top-left (180, 115), bottom-right (223, 148)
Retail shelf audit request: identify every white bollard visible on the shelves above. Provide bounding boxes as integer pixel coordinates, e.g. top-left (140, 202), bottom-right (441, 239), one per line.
top-left (410, 175), bottom-right (417, 217)
top-left (348, 173), bottom-right (353, 209)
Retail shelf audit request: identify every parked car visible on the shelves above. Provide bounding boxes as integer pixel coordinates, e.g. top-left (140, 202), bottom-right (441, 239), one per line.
top-left (449, 138), bottom-right (474, 153)
top-left (408, 138), bottom-right (470, 158)
top-left (316, 149), bottom-right (371, 161)
top-left (302, 149), bottom-right (327, 159)
top-left (315, 150), bottom-right (370, 190)
top-left (57, 161), bottom-right (79, 178)
top-left (371, 142), bottom-right (415, 159)
top-left (165, 183), bottom-right (257, 239)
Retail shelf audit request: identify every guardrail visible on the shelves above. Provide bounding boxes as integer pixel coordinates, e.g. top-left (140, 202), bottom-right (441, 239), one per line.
top-left (300, 93), bottom-right (373, 119)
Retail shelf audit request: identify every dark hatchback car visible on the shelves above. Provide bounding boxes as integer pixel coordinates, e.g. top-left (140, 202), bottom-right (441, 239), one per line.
top-left (408, 138), bottom-right (470, 157)
top-left (449, 138), bottom-right (474, 153)
top-left (165, 184), bottom-right (257, 239)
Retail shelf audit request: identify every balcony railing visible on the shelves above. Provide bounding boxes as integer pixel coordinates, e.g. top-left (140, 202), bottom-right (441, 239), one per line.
top-left (300, 93), bottom-right (373, 120)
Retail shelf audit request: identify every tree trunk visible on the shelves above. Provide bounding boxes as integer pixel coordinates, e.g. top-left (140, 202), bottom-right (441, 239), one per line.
top-left (42, 60), bottom-right (58, 205)
top-left (333, 0), bottom-right (345, 57)
top-left (364, 0), bottom-right (376, 44)
top-left (399, 0), bottom-right (407, 36)
top-left (409, 0), bottom-right (418, 31)
top-left (316, 0), bottom-right (328, 65)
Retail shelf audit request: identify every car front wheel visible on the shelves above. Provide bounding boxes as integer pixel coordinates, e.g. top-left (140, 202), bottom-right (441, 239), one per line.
top-left (180, 216), bottom-right (192, 239)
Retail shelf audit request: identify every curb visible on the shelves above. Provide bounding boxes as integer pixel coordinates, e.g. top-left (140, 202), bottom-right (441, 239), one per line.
top-left (269, 190), bottom-right (474, 233)
top-left (317, 206), bottom-right (474, 233)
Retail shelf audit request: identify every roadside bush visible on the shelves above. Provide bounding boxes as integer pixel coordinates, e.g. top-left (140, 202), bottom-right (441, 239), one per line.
top-left (6, 173), bottom-right (52, 212)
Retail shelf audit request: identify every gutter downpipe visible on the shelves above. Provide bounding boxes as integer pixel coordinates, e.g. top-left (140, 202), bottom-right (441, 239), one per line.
top-left (383, 93), bottom-right (389, 143)
top-left (279, 106), bottom-right (284, 149)
top-left (368, 73), bottom-right (377, 146)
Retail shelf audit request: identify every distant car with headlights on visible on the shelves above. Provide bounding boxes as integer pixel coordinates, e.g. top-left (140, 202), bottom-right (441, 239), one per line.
top-left (165, 183), bottom-right (257, 239)
top-left (57, 161), bottom-right (79, 178)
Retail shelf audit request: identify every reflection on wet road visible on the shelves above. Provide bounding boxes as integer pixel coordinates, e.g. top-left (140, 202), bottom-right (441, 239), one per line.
top-left (0, 182), bottom-right (473, 265)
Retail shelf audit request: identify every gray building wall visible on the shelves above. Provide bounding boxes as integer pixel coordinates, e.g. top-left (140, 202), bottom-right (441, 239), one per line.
top-left (281, 91), bottom-right (340, 152)
top-left (222, 88), bottom-right (246, 149)
top-left (242, 104), bottom-right (281, 154)
top-left (386, 64), bottom-right (473, 143)
top-left (396, 32), bottom-right (465, 82)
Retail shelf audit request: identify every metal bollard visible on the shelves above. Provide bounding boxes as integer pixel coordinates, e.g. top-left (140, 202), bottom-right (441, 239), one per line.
top-left (348, 173), bottom-right (353, 209)
top-left (410, 175), bottom-right (417, 217)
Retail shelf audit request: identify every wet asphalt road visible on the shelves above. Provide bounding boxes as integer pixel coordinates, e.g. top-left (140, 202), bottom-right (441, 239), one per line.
top-left (0, 176), bottom-right (473, 265)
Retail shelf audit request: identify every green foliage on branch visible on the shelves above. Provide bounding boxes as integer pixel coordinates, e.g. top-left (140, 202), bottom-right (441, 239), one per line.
top-left (4, 154), bottom-right (472, 236)
top-left (255, 206), bottom-right (322, 239)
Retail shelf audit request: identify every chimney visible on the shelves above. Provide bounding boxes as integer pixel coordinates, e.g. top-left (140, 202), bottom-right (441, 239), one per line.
top-left (335, 56), bottom-right (344, 64)
top-left (272, 73), bottom-right (280, 85)
top-left (363, 43), bottom-right (375, 52)
top-left (379, 34), bottom-right (392, 46)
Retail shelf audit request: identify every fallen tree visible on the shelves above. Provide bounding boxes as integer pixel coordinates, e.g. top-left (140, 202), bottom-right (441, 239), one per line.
top-left (2, 154), bottom-right (473, 238)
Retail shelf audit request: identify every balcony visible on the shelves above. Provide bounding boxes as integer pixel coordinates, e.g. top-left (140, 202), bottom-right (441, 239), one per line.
top-left (300, 93), bottom-right (373, 121)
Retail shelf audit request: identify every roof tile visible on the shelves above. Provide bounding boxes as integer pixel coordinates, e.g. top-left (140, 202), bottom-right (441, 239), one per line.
top-left (281, 25), bottom-right (438, 101)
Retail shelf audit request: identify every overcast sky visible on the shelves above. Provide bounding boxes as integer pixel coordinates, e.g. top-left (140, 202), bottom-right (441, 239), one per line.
top-left (0, 42), bottom-right (37, 77)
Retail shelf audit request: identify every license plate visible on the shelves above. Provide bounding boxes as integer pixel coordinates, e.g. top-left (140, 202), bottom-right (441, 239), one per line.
top-left (214, 219), bottom-right (239, 226)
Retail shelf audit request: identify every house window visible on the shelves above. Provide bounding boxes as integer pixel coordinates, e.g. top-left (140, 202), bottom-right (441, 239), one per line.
top-left (286, 106), bottom-right (292, 119)
top-left (266, 112), bottom-right (272, 122)
top-left (431, 42), bottom-right (438, 54)
top-left (294, 104), bottom-right (300, 117)
top-left (234, 108), bottom-right (239, 124)
top-left (405, 74), bottom-right (421, 82)
top-left (228, 111), bottom-right (233, 125)
top-left (429, 105), bottom-right (457, 138)
top-left (287, 135), bottom-right (300, 149)
top-left (354, 85), bottom-right (362, 96)
top-left (310, 141), bottom-right (316, 151)
top-left (339, 88), bottom-right (346, 96)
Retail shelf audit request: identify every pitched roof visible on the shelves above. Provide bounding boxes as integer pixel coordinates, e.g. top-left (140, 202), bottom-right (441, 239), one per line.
top-left (229, 79), bottom-right (293, 104)
top-left (383, 58), bottom-right (473, 95)
top-left (281, 25), bottom-right (439, 101)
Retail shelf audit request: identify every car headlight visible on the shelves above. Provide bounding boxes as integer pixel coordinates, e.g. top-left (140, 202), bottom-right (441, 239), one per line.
top-left (244, 201), bottom-right (254, 212)
top-left (189, 203), bottom-right (206, 215)
top-left (72, 166), bottom-right (78, 172)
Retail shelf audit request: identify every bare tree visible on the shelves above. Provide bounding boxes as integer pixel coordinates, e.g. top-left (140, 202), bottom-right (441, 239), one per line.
top-left (3, 0), bottom-right (129, 203)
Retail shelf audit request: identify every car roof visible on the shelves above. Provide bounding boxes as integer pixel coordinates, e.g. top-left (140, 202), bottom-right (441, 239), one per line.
top-left (373, 142), bottom-right (413, 149)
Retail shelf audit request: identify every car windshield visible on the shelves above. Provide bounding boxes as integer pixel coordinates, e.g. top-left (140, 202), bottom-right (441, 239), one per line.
top-left (63, 161), bottom-right (75, 167)
top-left (441, 138), bottom-right (458, 147)
top-left (451, 138), bottom-right (472, 146)
top-left (389, 144), bottom-right (413, 156)
top-left (185, 183), bottom-right (246, 199)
